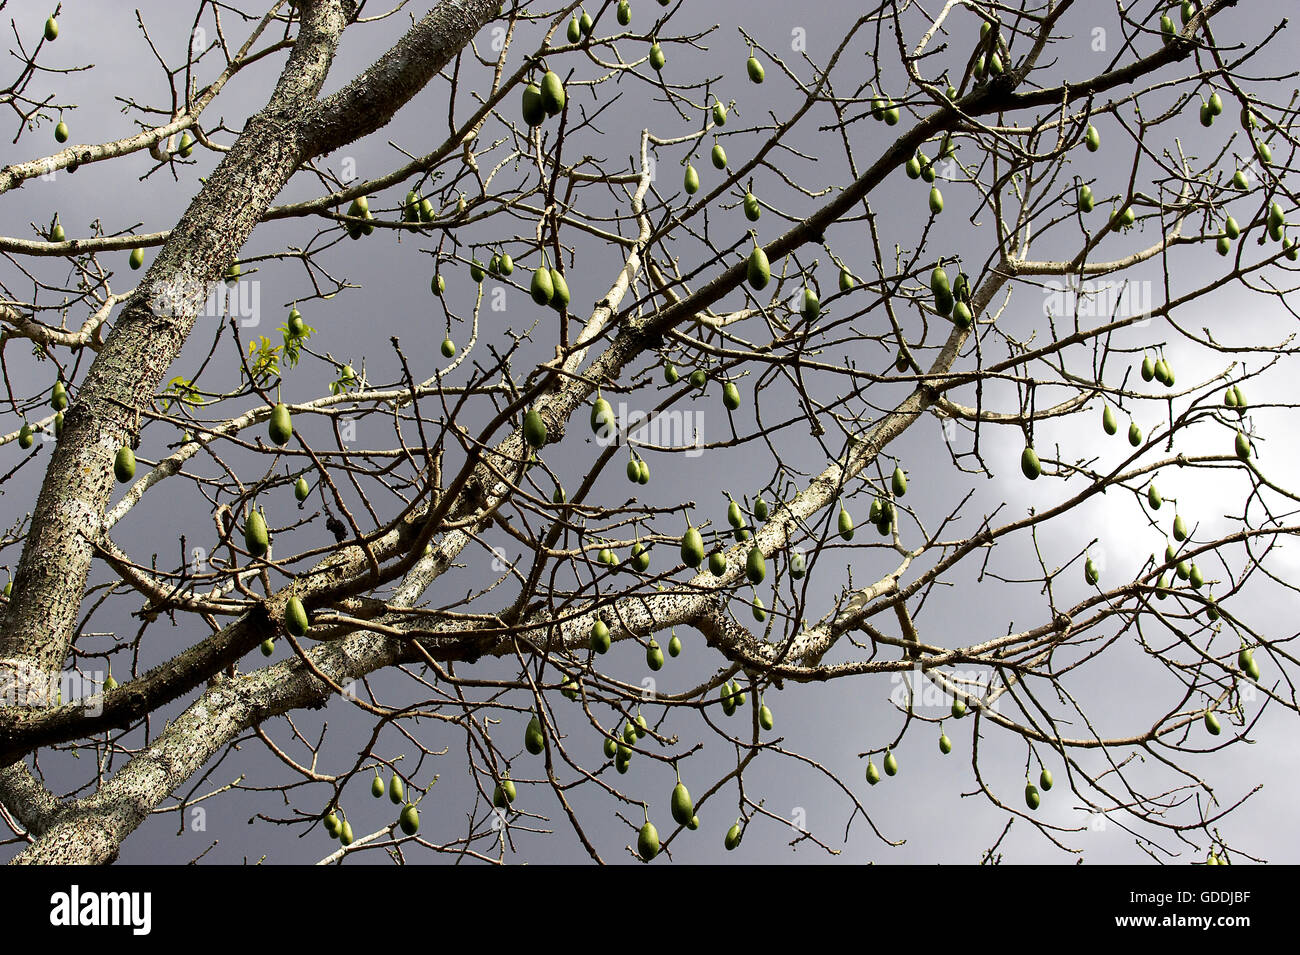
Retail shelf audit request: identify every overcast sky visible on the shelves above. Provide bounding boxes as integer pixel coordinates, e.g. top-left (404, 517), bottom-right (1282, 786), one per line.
top-left (3, 0), bottom-right (1297, 864)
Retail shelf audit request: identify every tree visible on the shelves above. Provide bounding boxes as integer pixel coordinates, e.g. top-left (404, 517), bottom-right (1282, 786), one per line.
top-left (0, 0), bottom-right (1294, 865)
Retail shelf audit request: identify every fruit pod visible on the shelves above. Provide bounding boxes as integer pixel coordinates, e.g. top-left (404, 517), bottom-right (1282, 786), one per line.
top-left (114, 445), bottom-right (137, 483)
top-left (285, 596), bottom-right (310, 637)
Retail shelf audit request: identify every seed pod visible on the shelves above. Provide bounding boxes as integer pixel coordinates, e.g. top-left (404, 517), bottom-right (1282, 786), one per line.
top-left (285, 596), bottom-right (310, 637)
top-left (838, 505), bottom-right (854, 541)
top-left (540, 70), bottom-right (566, 115)
top-left (1025, 783), bottom-right (1041, 810)
top-left (398, 803), bottom-right (420, 836)
top-left (525, 716), bottom-right (545, 755)
top-left (746, 55), bottom-right (764, 83)
top-left (722, 381), bottom-right (742, 411)
top-left (649, 42), bottom-right (665, 71)
top-left (1021, 446), bottom-right (1041, 480)
top-left (529, 266), bottom-right (555, 305)
top-left (746, 245), bottom-right (771, 290)
top-left (745, 545), bottom-right (766, 585)
top-left (268, 403), bottom-right (293, 446)
top-left (245, 508), bottom-right (269, 557)
top-left (892, 466), bottom-right (907, 497)
top-left (114, 445), bottom-right (136, 483)
top-left (590, 619), bottom-right (611, 653)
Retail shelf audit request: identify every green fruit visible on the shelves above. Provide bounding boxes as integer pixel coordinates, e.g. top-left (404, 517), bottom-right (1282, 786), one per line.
top-left (753, 497), bottom-right (769, 522)
top-left (952, 300), bottom-right (973, 328)
top-left (1128, 421), bottom-right (1143, 447)
top-left (1021, 446), bottom-right (1041, 480)
top-left (288, 307), bottom-right (306, 336)
top-left (928, 187), bottom-right (944, 215)
top-left (883, 103), bottom-right (899, 125)
top-left (399, 803), bottom-right (420, 836)
top-left (523, 409), bottom-right (547, 449)
top-left (245, 508), bottom-right (269, 557)
top-left (441, 337), bottom-right (456, 359)
top-left (50, 221), bottom-right (65, 242)
top-left (623, 721), bottom-right (638, 744)
top-left (285, 596), bottom-right (310, 637)
top-left (590, 619), bottom-right (611, 653)
top-left (1234, 430), bottom-right (1251, 461)
top-left (688, 369), bottom-right (707, 389)
top-left (939, 734), bottom-right (952, 755)
top-left (114, 445), bottom-right (136, 483)
top-left (579, 11), bottom-right (593, 36)
top-left (745, 545), bottom-right (766, 585)
top-left (525, 263), bottom-right (556, 304)
top-left (752, 596), bottom-right (766, 622)
top-left (746, 245), bottom-right (771, 290)
top-left (721, 684), bottom-right (737, 716)
top-left (1078, 184), bottom-right (1094, 213)
top-left (1156, 572), bottom-right (1169, 598)
top-left (522, 83), bottom-right (545, 126)
top-left (1040, 769), bottom-right (1053, 791)
top-left (1199, 102), bottom-right (1214, 128)
top-left (711, 143), bottom-right (727, 170)
top-left (540, 71), bottom-right (566, 116)
top-left (1257, 140), bottom-right (1272, 165)
top-left (722, 381), bottom-right (742, 411)
top-left (549, 269), bottom-right (570, 311)
top-left (759, 703), bottom-right (774, 730)
top-left (567, 16), bottom-right (581, 42)
top-left (1224, 215), bottom-right (1240, 240)
top-left (268, 402), bottom-right (293, 446)
top-left (728, 500), bottom-right (744, 528)
top-left (883, 750), bottom-right (898, 776)
top-left (1173, 514), bottom-right (1188, 542)
top-left (646, 639), bottom-right (664, 671)
top-left (668, 634), bottom-right (682, 657)
top-left (339, 820), bottom-right (354, 846)
top-left (789, 550), bottom-right (806, 578)
top-left (801, 288), bottom-right (820, 320)
top-left (44, 16), bottom-right (58, 41)
top-left (50, 381), bottom-right (67, 411)
top-left (905, 155), bottom-right (921, 179)
top-left (604, 736), bottom-right (618, 759)
top-left (1204, 710), bottom-right (1221, 735)
top-left (709, 551), bottom-right (727, 576)
top-left (1239, 646), bottom-right (1260, 681)
top-left (294, 477), bottom-right (310, 502)
top-left (684, 164), bottom-right (699, 194)
top-left (1102, 404), bottom-right (1118, 435)
top-left (1025, 783), bottom-right (1040, 810)
top-left (892, 466), bottom-right (907, 497)
top-left (1084, 557), bottom-right (1099, 586)
top-left (725, 822), bottom-right (743, 850)
top-left (838, 505), bottom-right (854, 541)
top-left (53, 412), bottom-right (63, 438)
top-left (618, 1), bottom-right (631, 26)
top-left (631, 541), bottom-right (651, 572)
top-left (591, 396), bottom-right (614, 434)
top-left (525, 715), bottom-right (545, 755)
top-left (104, 673), bottom-right (118, 692)
top-left (386, 774), bottom-right (403, 804)
top-left (681, 524), bottom-right (705, 568)
top-left (663, 361), bottom-right (679, 384)
top-left (1189, 563), bottom-right (1204, 589)
top-left (1085, 124), bottom-right (1100, 152)
top-left (1141, 355), bottom-right (1155, 381)
top-left (746, 55), bottom-right (764, 83)
top-left (712, 101), bottom-right (727, 125)
top-left (128, 246), bottom-right (145, 270)
top-left (1233, 385), bottom-right (1246, 410)
top-left (54, 120), bottom-right (68, 143)
top-left (839, 268), bottom-right (854, 292)
top-left (260, 638), bottom-right (274, 656)
top-left (865, 759), bottom-right (880, 785)
top-left (742, 192), bottom-right (762, 221)
top-left (493, 778), bottom-right (516, 808)
top-left (649, 42), bottom-right (665, 71)
top-left (432, 273), bottom-right (446, 294)
top-left (372, 775), bottom-right (385, 798)
top-left (671, 782), bottom-right (694, 826)
top-left (1233, 168), bottom-right (1249, 189)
